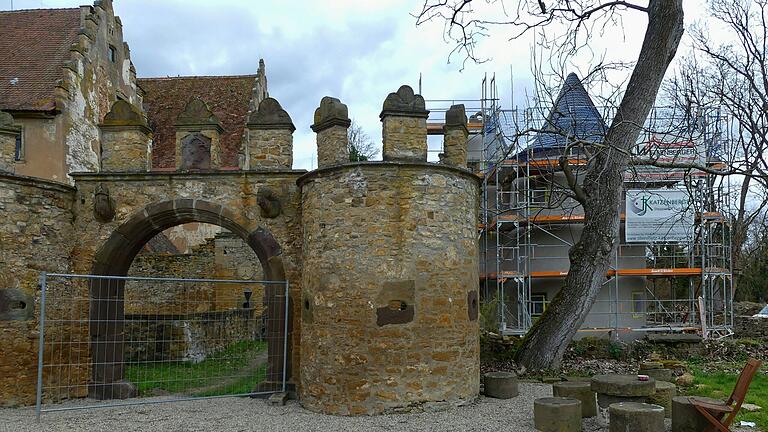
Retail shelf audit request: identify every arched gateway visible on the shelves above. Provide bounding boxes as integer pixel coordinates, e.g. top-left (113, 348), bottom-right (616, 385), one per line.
top-left (88, 199), bottom-right (289, 399)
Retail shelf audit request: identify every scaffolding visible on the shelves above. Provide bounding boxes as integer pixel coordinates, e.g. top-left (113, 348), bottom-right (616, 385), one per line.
top-left (427, 74), bottom-right (734, 340)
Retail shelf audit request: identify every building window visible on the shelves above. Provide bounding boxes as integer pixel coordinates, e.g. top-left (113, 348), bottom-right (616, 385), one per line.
top-left (631, 291), bottom-right (645, 318)
top-left (14, 128), bottom-right (23, 161)
top-left (109, 45), bottom-right (117, 63)
top-left (530, 293), bottom-right (547, 317)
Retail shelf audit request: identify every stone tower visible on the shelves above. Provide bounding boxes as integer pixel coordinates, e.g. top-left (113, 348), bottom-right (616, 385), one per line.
top-left (298, 86), bottom-right (481, 415)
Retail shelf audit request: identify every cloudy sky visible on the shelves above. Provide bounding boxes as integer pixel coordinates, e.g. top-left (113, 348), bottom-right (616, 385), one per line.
top-left (5, 0), bottom-right (712, 169)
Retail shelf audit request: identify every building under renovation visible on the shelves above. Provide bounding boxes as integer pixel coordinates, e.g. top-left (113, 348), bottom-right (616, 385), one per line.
top-left (429, 73), bottom-right (733, 340)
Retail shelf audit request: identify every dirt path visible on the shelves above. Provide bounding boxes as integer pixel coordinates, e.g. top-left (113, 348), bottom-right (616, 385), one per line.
top-left (178, 350), bottom-right (269, 396)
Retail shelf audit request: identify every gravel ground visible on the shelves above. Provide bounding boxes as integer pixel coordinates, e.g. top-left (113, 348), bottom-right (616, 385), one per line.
top-left (3, 382), bottom-right (748, 432)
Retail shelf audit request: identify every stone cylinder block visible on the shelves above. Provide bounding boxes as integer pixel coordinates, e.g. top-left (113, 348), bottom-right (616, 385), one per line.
top-left (591, 374), bottom-right (656, 401)
top-left (553, 381), bottom-right (597, 418)
top-left (483, 371), bottom-right (518, 399)
top-left (298, 163), bottom-right (480, 415)
top-left (442, 104), bottom-right (468, 168)
top-left (639, 367), bottom-right (673, 383)
top-left (311, 96), bottom-right (351, 168)
top-left (609, 402), bottom-right (664, 432)
top-left (647, 381), bottom-right (676, 418)
top-left (380, 85), bottom-right (429, 162)
top-left (671, 396), bottom-right (717, 432)
top-left (534, 397), bottom-right (582, 432)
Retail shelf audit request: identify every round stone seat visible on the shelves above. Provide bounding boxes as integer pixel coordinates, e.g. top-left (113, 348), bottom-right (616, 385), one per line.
top-left (647, 381), bottom-right (677, 418)
top-left (609, 402), bottom-right (665, 432)
top-left (672, 395), bottom-right (722, 432)
top-left (638, 367), bottom-right (673, 383)
top-left (483, 371), bottom-right (519, 399)
top-left (533, 397), bottom-right (582, 432)
top-left (640, 361), bottom-right (664, 370)
top-left (553, 381), bottom-right (597, 418)
top-left (592, 374), bottom-right (656, 407)
top-left (591, 374), bottom-right (657, 426)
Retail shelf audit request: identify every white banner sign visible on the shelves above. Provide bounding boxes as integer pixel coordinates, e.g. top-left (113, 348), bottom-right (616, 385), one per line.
top-left (625, 189), bottom-right (694, 242)
top-left (624, 134), bottom-right (707, 181)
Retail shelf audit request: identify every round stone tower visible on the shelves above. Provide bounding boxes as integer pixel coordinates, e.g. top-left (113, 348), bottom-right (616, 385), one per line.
top-left (298, 89), bottom-right (480, 415)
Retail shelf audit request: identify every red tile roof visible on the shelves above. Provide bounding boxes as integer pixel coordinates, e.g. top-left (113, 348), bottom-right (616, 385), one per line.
top-left (0, 8), bottom-right (81, 112)
top-left (139, 75), bottom-right (256, 169)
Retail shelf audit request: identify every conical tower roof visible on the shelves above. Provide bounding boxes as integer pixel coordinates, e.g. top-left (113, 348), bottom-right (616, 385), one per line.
top-left (527, 72), bottom-right (606, 160)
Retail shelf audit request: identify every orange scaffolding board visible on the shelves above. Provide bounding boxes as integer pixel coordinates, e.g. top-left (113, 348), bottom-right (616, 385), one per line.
top-left (481, 267), bottom-right (705, 280)
top-left (489, 214), bottom-right (627, 231)
top-left (426, 122), bottom-right (483, 135)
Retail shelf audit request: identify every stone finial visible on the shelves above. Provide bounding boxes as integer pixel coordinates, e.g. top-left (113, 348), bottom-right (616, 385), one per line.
top-left (99, 101), bottom-right (151, 172)
top-left (311, 97), bottom-right (351, 132)
top-left (248, 98), bottom-right (295, 132)
top-left (380, 85), bottom-right (429, 119)
top-left (445, 104), bottom-right (468, 132)
top-left (442, 104), bottom-right (469, 168)
top-left (311, 97), bottom-right (350, 168)
top-left (380, 85), bottom-right (429, 162)
top-left (175, 98), bottom-right (223, 131)
top-left (101, 100), bottom-right (149, 131)
top-left (0, 110), bottom-right (15, 127)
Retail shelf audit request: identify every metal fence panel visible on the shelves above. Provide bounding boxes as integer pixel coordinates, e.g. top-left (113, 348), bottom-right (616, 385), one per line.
top-left (35, 273), bottom-right (288, 418)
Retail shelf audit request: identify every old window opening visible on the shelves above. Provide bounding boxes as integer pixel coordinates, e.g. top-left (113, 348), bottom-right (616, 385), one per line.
top-left (109, 45), bottom-right (117, 63)
top-left (530, 293), bottom-right (547, 317)
top-left (14, 128), bottom-right (23, 161)
top-left (631, 291), bottom-right (645, 318)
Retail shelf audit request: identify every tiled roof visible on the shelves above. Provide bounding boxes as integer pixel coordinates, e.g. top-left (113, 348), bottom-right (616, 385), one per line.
top-left (139, 75), bottom-right (256, 169)
top-left (0, 8), bottom-right (81, 111)
top-left (527, 72), bottom-right (606, 160)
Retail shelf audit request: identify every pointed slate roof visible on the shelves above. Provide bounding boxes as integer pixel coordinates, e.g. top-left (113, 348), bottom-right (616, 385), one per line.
top-left (526, 73), bottom-right (606, 160)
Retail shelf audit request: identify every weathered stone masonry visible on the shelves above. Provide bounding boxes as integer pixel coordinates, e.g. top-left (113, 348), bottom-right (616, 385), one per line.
top-left (0, 173), bottom-right (75, 406)
top-left (0, 85), bottom-right (480, 415)
top-left (299, 86), bottom-right (480, 415)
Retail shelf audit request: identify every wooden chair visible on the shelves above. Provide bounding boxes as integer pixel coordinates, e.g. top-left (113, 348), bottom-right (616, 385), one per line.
top-left (688, 358), bottom-right (762, 432)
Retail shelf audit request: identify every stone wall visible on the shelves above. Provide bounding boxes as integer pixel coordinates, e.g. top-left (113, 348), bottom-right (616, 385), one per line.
top-left (126, 231), bottom-right (266, 315)
top-left (123, 232), bottom-right (267, 363)
top-left (734, 315), bottom-right (768, 339)
top-left (0, 173), bottom-right (76, 406)
top-left (126, 239), bottom-right (217, 315)
top-left (299, 162), bottom-right (481, 415)
top-left (124, 308), bottom-right (261, 363)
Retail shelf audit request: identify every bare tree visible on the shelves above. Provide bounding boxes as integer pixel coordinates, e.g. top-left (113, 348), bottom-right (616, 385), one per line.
top-left (670, 0), bottom-right (768, 288)
top-left (417, 0), bottom-right (685, 369)
top-left (348, 120), bottom-right (379, 161)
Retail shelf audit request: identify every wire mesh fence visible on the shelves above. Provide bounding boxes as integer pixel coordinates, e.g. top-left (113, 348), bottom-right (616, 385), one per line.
top-left (35, 273), bottom-right (289, 418)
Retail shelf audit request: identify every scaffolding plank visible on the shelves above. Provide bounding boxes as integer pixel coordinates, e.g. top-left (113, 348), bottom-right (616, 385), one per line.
top-left (480, 267), bottom-right (710, 280)
top-left (426, 122), bottom-right (483, 135)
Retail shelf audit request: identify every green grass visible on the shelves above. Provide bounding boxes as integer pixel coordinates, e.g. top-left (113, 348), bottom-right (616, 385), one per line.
top-left (683, 363), bottom-right (768, 430)
top-left (125, 340), bottom-right (267, 397)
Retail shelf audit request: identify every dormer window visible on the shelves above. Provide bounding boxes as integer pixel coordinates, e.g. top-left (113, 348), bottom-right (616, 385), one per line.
top-left (109, 45), bottom-right (117, 63)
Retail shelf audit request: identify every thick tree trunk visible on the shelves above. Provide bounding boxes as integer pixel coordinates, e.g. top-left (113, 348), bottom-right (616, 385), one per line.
top-left (516, 0), bottom-right (685, 370)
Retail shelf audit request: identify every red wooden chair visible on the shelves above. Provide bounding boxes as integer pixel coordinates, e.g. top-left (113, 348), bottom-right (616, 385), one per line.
top-left (688, 358), bottom-right (762, 432)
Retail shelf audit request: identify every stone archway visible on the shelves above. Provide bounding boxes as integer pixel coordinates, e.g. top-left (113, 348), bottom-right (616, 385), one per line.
top-left (88, 198), bottom-right (289, 399)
